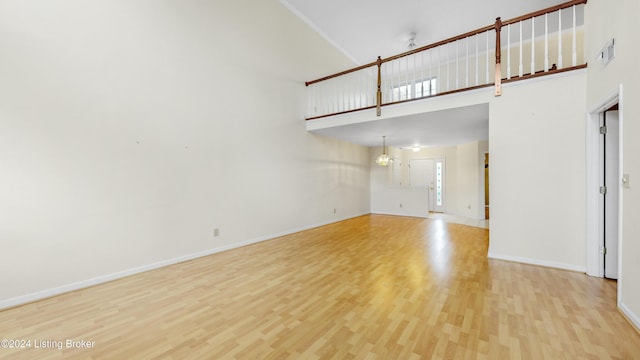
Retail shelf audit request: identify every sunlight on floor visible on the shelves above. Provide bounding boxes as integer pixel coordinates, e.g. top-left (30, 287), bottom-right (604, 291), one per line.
top-left (428, 212), bottom-right (489, 229)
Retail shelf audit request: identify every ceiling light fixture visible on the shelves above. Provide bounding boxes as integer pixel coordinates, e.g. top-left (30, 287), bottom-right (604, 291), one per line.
top-left (412, 145), bottom-right (421, 152)
top-left (376, 136), bottom-right (391, 166)
top-left (408, 32), bottom-right (417, 50)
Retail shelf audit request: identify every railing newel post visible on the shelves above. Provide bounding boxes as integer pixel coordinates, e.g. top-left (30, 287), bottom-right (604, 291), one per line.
top-left (376, 56), bottom-right (382, 117)
top-left (494, 17), bottom-right (503, 97)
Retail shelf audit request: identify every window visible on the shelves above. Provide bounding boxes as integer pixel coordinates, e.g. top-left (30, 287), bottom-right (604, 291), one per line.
top-left (391, 78), bottom-right (437, 102)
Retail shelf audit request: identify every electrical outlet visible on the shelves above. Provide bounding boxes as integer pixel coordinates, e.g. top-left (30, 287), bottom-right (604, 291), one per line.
top-left (213, 228), bottom-right (220, 237)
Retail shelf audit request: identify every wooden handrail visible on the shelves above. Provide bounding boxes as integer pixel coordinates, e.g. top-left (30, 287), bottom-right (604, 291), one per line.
top-left (379, 24), bottom-right (495, 64)
top-left (305, 61), bottom-right (378, 86)
top-left (501, 0), bottom-right (587, 27)
top-left (305, 23), bottom-right (495, 86)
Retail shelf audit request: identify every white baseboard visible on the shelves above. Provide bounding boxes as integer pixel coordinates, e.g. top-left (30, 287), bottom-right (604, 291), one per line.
top-left (619, 302), bottom-right (640, 333)
top-left (487, 252), bottom-right (586, 273)
top-left (0, 212), bottom-right (369, 311)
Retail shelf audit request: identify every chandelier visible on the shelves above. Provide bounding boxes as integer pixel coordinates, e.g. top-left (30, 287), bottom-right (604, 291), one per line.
top-left (376, 136), bottom-right (391, 166)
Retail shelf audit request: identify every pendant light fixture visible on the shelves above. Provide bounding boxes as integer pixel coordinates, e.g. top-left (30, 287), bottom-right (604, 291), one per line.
top-left (376, 136), bottom-right (391, 166)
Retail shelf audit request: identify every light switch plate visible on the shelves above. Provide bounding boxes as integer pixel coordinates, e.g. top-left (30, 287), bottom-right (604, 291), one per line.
top-left (622, 174), bottom-right (630, 188)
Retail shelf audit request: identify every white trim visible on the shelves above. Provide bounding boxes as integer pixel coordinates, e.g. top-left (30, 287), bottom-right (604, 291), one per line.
top-left (278, 0), bottom-right (360, 65)
top-left (487, 252), bottom-right (586, 273)
top-left (585, 85), bottom-right (622, 279)
top-left (585, 111), bottom-right (603, 277)
top-left (619, 302), bottom-right (640, 332)
top-left (0, 212), bottom-right (369, 311)
top-left (585, 84), bottom-right (623, 278)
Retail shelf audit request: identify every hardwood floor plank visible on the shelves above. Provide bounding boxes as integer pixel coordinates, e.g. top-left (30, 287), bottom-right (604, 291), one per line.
top-left (1, 214), bottom-right (639, 359)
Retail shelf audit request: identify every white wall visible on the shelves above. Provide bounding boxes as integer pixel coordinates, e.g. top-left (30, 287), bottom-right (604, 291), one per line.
top-left (456, 141), bottom-right (484, 219)
top-left (488, 71), bottom-right (587, 271)
top-left (0, 0), bottom-right (370, 306)
top-left (585, 0), bottom-right (640, 328)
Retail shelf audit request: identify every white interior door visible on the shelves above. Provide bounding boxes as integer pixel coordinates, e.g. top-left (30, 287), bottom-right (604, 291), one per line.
top-left (410, 159), bottom-right (435, 211)
top-left (604, 110), bottom-right (619, 279)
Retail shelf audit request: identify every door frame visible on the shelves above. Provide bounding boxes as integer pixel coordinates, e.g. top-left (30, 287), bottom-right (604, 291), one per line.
top-left (586, 85), bottom-right (623, 300)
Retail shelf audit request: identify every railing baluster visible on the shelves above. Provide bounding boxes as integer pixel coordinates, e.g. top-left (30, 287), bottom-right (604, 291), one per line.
top-left (475, 35), bottom-right (479, 85)
top-left (334, 79), bottom-right (338, 112)
top-left (507, 24), bottom-right (511, 79)
top-left (544, 13), bottom-right (549, 72)
top-left (485, 30), bottom-right (489, 84)
top-left (395, 59), bottom-right (399, 100)
top-left (360, 71), bottom-right (364, 107)
top-left (558, 8), bottom-right (563, 68)
top-left (386, 62), bottom-right (391, 102)
top-left (347, 74), bottom-right (351, 110)
top-left (341, 77), bottom-right (345, 111)
top-left (326, 83), bottom-right (330, 115)
top-left (446, 42), bottom-right (450, 91)
top-left (465, 37), bottom-right (469, 88)
top-left (415, 54), bottom-right (419, 97)
top-left (531, 17), bottom-right (535, 74)
top-left (519, 21), bottom-right (523, 77)
top-left (374, 67), bottom-right (378, 105)
top-left (438, 46), bottom-right (441, 93)
top-left (405, 56), bottom-right (409, 99)
top-left (421, 50), bottom-right (425, 97)
top-left (358, 72), bottom-right (362, 107)
top-left (307, 83), bottom-right (312, 116)
top-left (572, 5), bottom-right (577, 66)
top-left (344, 76), bottom-right (348, 111)
top-left (429, 49), bottom-right (433, 95)
top-left (351, 73), bottom-right (355, 109)
top-left (323, 83), bottom-right (327, 114)
top-left (345, 74), bottom-right (349, 110)
top-left (455, 40), bottom-right (459, 89)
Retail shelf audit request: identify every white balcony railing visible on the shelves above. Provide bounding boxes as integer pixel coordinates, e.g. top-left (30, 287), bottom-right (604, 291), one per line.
top-left (305, 0), bottom-right (586, 120)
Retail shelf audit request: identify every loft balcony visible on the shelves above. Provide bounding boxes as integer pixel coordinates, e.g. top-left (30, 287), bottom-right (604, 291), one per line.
top-left (304, 0), bottom-right (586, 122)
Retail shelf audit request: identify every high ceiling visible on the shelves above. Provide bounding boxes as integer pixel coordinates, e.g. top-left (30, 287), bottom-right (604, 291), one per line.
top-left (281, 0), bottom-right (569, 148)
top-left (281, 0), bottom-right (569, 65)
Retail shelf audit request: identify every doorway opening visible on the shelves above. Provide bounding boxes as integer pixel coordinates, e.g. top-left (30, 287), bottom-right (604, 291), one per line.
top-left (586, 85), bottom-right (623, 291)
top-left (602, 104), bottom-right (619, 279)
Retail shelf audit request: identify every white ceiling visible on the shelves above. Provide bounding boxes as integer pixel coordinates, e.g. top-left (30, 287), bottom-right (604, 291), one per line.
top-left (282, 0), bottom-right (569, 64)
top-left (281, 0), bottom-right (567, 148)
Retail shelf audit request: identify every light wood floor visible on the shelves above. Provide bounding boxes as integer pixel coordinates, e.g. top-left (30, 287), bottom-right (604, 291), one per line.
top-left (1, 214), bottom-right (639, 359)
